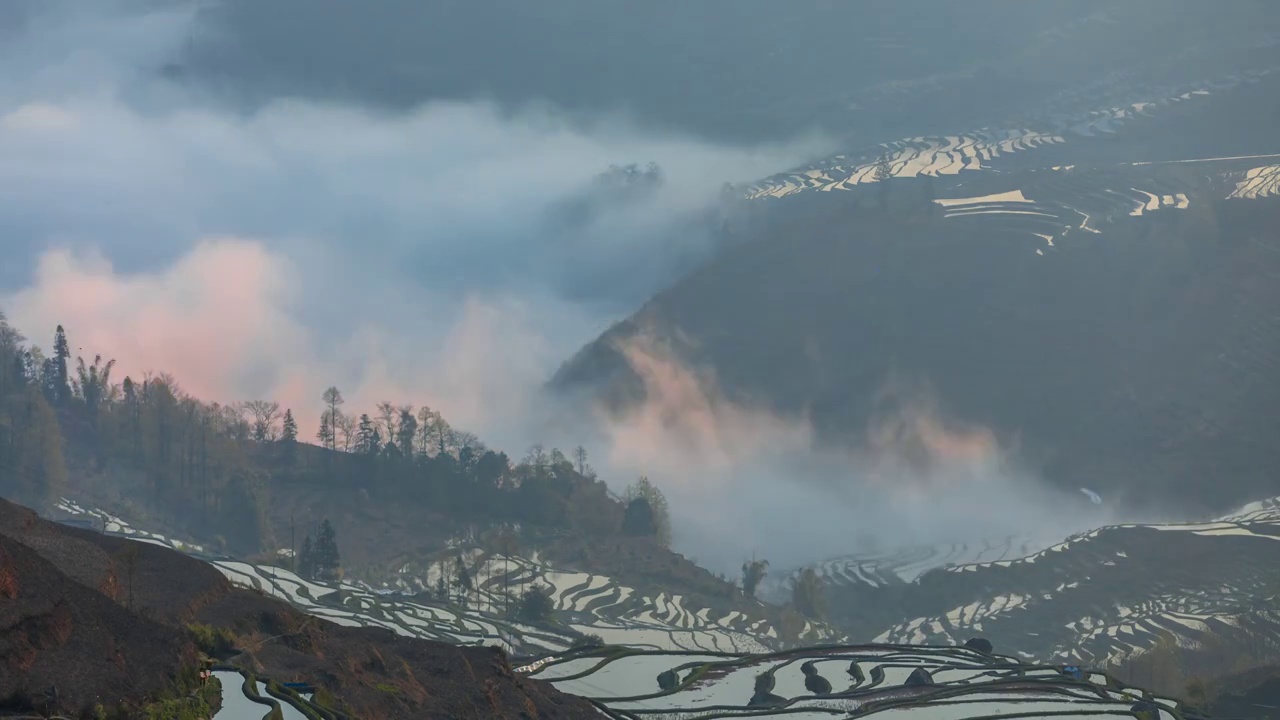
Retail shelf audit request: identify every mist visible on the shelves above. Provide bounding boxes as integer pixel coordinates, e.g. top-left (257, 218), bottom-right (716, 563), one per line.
top-left (0, 1), bottom-right (825, 419)
top-left (1, 0), bottom-right (1126, 575)
top-left (538, 333), bottom-right (1127, 572)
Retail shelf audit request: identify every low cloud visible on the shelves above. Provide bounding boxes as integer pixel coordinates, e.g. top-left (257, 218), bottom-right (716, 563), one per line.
top-left (569, 334), bottom-right (1116, 572)
top-left (0, 0), bottom-right (825, 427)
top-left (0, 0), bottom-right (1113, 573)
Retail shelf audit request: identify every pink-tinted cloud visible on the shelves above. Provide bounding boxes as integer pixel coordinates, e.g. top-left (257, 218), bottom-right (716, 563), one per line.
top-left (1, 240), bottom-right (555, 438)
top-left (581, 328), bottom-right (1104, 571)
top-left (601, 331), bottom-right (813, 488)
top-left (4, 238), bottom-right (304, 403)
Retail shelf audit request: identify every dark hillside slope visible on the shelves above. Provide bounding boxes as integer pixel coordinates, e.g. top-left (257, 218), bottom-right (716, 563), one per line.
top-left (0, 496), bottom-right (601, 720)
top-left (551, 184), bottom-right (1280, 513)
top-left (0, 533), bottom-right (194, 716)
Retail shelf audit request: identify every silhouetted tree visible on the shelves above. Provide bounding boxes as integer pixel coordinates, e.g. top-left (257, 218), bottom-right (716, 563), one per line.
top-left (355, 414), bottom-right (381, 455)
top-left (790, 567), bottom-right (826, 620)
top-left (314, 520), bottom-right (340, 580)
top-left (573, 446), bottom-right (591, 476)
top-left (244, 400), bottom-right (281, 442)
top-left (455, 554), bottom-right (473, 607)
top-left (395, 407), bottom-right (417, 459)
top-left (375, 401), bottom-right (398, 449)
top-left (742, 557), bottom-right (770, 598)
top-left (51, 325), bottom-right (71, 406)
top-left (298, 535), bottom-right (316, 580)
top-left (280, 409), bottom-right (298, 464)
top-left (622, 497), bottom-right (657, 537)
top-left (335, 412), bottom-right (357, 453)
top-left (73, 354), bottom-right (116, 428)
top-left (517, 583), bottom-right (554, 623)
top-left (320, 387), bottom-right (344, 452)
top-left (623, 476), bottom-right (671, 546)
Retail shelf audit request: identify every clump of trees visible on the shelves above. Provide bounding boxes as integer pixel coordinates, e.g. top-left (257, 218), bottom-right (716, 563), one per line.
top-left (516, 584), bottom-right (555, 623)
top-left (742, 557), bottom-right (769, 598)
top-left (1, 316), bottom-right (275, 553)
top-left (790, 567), bottom-right (826, 620)
top-left (621, 476), bottom-right (671, 546)
top-left (0, 316), bottom-right (691, 589)
top-left (298, 519), bottom-right (341, 581)
top-left (0, 315), bottom-right (70, 509)
top-left (596, 162), bottom-right (664, 190)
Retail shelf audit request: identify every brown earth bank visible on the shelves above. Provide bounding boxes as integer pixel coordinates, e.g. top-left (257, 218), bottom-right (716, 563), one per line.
top-left (0, 533), bottom-right (197, 717)
top-left (0, 495), bottom-right (601, 720)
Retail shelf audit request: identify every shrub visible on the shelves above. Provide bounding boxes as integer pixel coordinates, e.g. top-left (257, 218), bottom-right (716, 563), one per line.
top-left (517, 584), bottom-right (555, 623)
top-left (311, 686), bottom-right (338, 710)
top-left (571, 633), bottom-right (605, 650)
top-left (186, 622), bottom-right (236, 656)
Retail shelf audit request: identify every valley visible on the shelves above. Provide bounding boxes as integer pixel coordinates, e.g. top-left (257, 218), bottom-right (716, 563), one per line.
top-left (3, 2), bottom-right (1280, 718)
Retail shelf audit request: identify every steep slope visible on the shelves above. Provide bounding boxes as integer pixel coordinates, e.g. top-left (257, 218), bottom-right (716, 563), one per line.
top-left (44, 497), bottom-right (1244, 718)
top-left (771, 497), bottom-right (1280, 672)
top-left (551, 158), bottom-right (1280, 513)
top-left (52, 499), bottom-right (839, 656)
top-left (0, 533), bottom-right (197, 716)
top-left (0, 496), bottom-right (601, 720)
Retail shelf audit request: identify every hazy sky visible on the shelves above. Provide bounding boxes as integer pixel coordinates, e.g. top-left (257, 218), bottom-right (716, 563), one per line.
top-left (0, 0), bottom-right (1131, 571)
top-left (0, 0), bottom-right (826, 422)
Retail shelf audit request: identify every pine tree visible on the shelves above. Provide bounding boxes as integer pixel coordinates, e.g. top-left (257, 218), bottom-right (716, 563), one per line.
top-left (356, 414), bottom-right (381, 455)
top-left (315, 519), bottom-right (340, 580)
top-left (455, 554), bottom-right (473, 608)
top-left (281, 409), bottom-right (298, 464)
top-left (316, 412), bottom-right (334, 450)
top-left (298, 535), bottom-right (315, 580)
top-left (434, 566), bottom-right (448, 603)
top-left (51, 325), bottom-right (70, 406)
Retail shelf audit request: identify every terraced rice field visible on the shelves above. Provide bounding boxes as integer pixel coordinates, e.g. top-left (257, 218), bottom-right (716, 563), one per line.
top-left (528, 644), bottom-right (1202, 719)
top-left (744, 64), bottom-right (1279, 201)
top-left (52, 500), bottom-right (816, 656)
top-left (778, 497), bottom-right (1280, 667)
top-left (211, 669), bottom-right (321, 720)
top-left (1229, 164), bottom-right (1280, 199)
top-left (864, 153), bottom-right (1271, 259)
top-left (56, 493), bottom-right (1280, 674)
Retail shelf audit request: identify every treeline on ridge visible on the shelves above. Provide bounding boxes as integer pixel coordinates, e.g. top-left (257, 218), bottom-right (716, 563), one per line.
top-left (0, 313), bottom-right (672, 558)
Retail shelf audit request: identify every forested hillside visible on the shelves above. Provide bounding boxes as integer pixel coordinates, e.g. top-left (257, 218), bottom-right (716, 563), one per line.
top-left (0, 311), bottom-right (675, 569)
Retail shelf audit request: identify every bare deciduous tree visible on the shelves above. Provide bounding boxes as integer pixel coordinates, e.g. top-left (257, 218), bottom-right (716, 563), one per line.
top-left (242, 400), bottom-right (282, 442)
